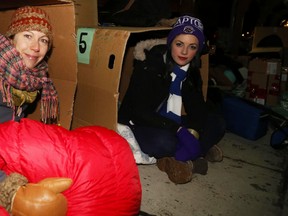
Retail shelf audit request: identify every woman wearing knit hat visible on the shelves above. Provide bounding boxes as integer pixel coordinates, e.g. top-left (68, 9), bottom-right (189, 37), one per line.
top-left (119, 15), bottom-right (226, 184)
top-left (0, 6), bottom-right (58, 124)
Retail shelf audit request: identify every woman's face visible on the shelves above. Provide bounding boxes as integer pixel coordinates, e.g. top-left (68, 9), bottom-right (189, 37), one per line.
top-left (171, 34), bottom-right (199, 66)
top-left (12, 30), bottom-right (49, 69)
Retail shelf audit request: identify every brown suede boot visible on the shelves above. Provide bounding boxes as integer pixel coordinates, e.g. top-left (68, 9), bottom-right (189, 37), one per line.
top-left (156, 157), bottom-right (193, 184)
top-left (191, 157), bottom-right (208, 175)
top-left (205, 145), bottom-right (223, 162)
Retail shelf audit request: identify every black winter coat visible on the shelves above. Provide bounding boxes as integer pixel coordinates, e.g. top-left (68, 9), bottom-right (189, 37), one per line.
top-left (118, 39), bottom-right (208, 134)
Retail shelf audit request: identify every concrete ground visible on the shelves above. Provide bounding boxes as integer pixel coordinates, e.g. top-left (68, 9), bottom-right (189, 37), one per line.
top-left (138, 130), bottom-right (288, 216)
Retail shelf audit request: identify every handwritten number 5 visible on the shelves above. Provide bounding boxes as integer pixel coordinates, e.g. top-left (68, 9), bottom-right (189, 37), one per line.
top-left (79, 32), bottom-right (88, 54)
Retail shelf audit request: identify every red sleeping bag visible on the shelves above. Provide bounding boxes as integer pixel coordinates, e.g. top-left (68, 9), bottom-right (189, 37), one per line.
top-left (0, 119), bottom-right (142, 216)
top-left (0, 206), bottom-right (9, 216)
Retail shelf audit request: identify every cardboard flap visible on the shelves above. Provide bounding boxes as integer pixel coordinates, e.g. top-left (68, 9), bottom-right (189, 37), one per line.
top-left (0, 0), bottom-right (71, 9)
top-left (74, 0), bottom-right (98, 27)
top-left (72, 82), bottom-right (118, 130)
top-left (44, 6), bottom-right (77, 82)
top-left (0, 0), bottom-right (98, 28)
top-left (73, 29), bottom-right (131, 130)
top-left (252, 27), bottom-right (288, 48)
top-left (79, 29), bottom-right (130, 93)
top-left (250, 47), bottom-right (283, 54)
top-left (40, 5), bottom-right (77, 129)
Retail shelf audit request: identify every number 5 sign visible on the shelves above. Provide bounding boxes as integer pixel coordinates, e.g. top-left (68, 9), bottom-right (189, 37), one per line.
top-left (77, 28), bottom-right (96, 64)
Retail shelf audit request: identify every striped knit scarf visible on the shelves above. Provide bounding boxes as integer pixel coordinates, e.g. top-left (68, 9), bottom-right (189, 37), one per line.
top-left (0, 34), bottom-right (59, 123)
top-left (159, 64), bottom-right (189, 123)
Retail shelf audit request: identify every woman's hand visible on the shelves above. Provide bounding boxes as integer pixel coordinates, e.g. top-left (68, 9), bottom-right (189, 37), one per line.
top-left (175, 127), bottom-right (201, 161)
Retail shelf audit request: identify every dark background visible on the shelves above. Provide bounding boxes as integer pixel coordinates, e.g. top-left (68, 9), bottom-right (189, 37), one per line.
top-left (99, 0), bottom-right (288, 56)
top-left (171, 0), bottom-right (288, 55)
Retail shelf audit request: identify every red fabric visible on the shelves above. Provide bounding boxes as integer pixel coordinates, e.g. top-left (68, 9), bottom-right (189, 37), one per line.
top-left (0, 206), bottom-right (9, 216)
top-left (0, 119), bottom-right (142, 216)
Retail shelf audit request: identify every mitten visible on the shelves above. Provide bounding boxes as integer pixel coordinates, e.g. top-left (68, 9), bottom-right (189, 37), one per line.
top-left (0, 171), bottom-right (72, 216)
top-left (175, 127), bottom-right (201, 161)
top-left (0, 172), bottom-right (28, 214)
top-left (12, 177), bottom-right (72, 216)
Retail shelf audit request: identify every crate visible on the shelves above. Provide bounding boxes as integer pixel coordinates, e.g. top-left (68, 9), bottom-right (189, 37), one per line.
top-left (222, 96), bottom-right (269, 140)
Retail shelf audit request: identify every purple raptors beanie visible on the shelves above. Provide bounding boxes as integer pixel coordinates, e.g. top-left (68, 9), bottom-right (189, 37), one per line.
top-left (167, 15), bottom-right (205, 52)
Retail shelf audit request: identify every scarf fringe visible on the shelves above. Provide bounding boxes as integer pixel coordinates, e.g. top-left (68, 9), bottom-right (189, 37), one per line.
top-left (0, 80), bottom-right (13, 106)
top-left (41, 97), bottom-right (59, 123)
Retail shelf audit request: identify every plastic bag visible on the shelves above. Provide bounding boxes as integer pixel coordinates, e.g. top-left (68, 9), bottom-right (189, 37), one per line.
top-left (117, 123), bottom-right (156, 164)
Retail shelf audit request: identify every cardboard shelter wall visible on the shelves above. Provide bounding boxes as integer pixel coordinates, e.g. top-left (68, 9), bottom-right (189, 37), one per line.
top-left (252, 27), bottom-right (288, 49)
top-left (72, 27), bottom-right (209, 131)
top-left (251, 27), bottom-right (288, 67)
top-left (0, 0), bottom-right (98, 26)
top-left (0, 0), bottom-right (98, 129)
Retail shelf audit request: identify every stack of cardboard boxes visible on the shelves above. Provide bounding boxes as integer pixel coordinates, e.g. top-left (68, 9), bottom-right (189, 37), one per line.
top-left (247, 27), bottom-right (288, 107)
top-left (247, 58), bottom-right (282, 106)
top-left (222, 27), bottom-right (288, 140)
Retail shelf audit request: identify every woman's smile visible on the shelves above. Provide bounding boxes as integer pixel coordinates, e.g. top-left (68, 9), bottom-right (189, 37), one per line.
top-left (12, 30), bottom-right (49, 69)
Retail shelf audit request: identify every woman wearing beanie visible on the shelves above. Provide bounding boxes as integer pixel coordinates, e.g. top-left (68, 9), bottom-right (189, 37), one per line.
top-left (0, 6), bottom-right (58, 124)
top-left (118, 15), bottom-right (226, 184)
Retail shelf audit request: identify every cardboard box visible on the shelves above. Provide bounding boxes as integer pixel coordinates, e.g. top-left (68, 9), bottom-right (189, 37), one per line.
top-left (250, 27), bottom-right (287, 65)
top-left (209, 65), bottom-right (234, 87)
top-left (252, 27), bottom-right (288, 49)
top-left (246, 58), bottom-right (282, 106)
top-left (72, 27), bottom-right (209, 131)
top-left (0, 0), bottom-right (98, 129)
top-left (0, 0), bottom-right (99, 27)
top-left (281, 68), bottom-right (288, 92)
top-left (248, 58), bottom-right (281, 75)
top-left (246, 71), bottom-right (281, 106)
top-left (236, 55), bottom-right (251, 68)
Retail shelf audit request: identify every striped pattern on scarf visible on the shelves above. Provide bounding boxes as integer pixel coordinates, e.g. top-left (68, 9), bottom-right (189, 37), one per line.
top-left (159, 64), bottom-right (189, 124)
top-left (0, 34), bottom-right (59, 123)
